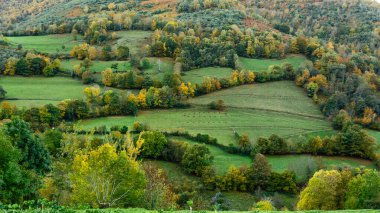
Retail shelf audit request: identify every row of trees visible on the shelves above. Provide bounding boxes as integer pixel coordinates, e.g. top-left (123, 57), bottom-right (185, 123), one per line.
top-left (252, 0), bottom-right (380, 56)
top-left (2, 53), bottom-right (61, 76)
top-left (70, 43), bottom-right (130, 60)
top-left (139, 130), bottom-right (380, 210)
top-left (140, 133), bottom-right (298, 195)
top-left (150, 26), bottom-right (287, 71)
top-left (295, 49), bottom-right (380, 130)
top-left (0, 84), bottom-right (184, 131)
top-left (177, 0), bottom-right (241, 13)
top-left (251, 123), bottom-right (378, 161)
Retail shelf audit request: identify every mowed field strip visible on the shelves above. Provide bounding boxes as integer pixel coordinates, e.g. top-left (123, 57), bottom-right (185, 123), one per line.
top-left (60, 60), bottom-right (132, 72)
top-left (238, 55), bottom-right (308, 72)
top-left (0, 76), bottom-right (86, 107)
top-left (6, 34), bottom-right (84, 54)
top-left (80, 81), bottom-right (332, 145)
top-left (182, 67), bottom-right (234, 84)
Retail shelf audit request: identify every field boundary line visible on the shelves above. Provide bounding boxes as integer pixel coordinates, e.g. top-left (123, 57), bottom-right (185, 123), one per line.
top-left (190, 103), bottom-right (326, 120)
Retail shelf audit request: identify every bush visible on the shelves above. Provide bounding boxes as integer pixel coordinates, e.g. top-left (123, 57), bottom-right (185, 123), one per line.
top-left (81, 71), bottom-right (95, 84)
top-left (251, 200), bottom-right (276, 211)
top-left (110, 125), bottom-right (120, 132)
top-left (254, 134), bottom-right (288, 155)
top-left (162, 140), bottom-right (190, 163)
top-left (133, 122), bottom-right (147, 132)
top-left (140, 131), bottom-right (168, 159)
top-left (120, 125), bottom-right (129, 134)
top-left (181, 144), bottom-right (214, 176)
top-left (208, 100), bottom-right (226, 111)
top-left (211, 192), bottom-right (231, 211)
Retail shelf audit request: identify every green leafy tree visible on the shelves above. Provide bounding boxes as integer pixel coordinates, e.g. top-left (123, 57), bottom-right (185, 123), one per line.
top-left (0, 131), bottom-right (39, 203)
top-left (116, 46), bottom-right (130, 60)
top-left (140, 131), bottom-right (168, 159)
top-left (15, 58), bottom-right (30, 76)
top-left (345, 169), bottom-right (380, 209)
top-left (42, 129), bottom-right (63, 157)
top-left (101, 45), bottom-right (113, 61)
top-left (297, 170), bottom-right (342, 210)
top-left (70, 143), bottom-right (146, 208)
top-left (332, 109), bottom-right (351, 130)
top-left (0, 86), bottom-right (6, 99)
top-left (335, 124), bottom-right (377, 159)
top-left (4, 118), bottom-right (51, 175)
top-left (29, 57), bottom-right (47, 75)
top-left (181, 144), bottom-right (214, 176)
top-left (248, 154), bottom-right (272, 190)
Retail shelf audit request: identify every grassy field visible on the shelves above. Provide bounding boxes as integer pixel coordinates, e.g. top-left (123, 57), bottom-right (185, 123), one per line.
top-left (79, 107), bottom-right (331, 146)
top-left (238, 55), bottom-right (308, 72)
top-left (0, 76), bottom-right (86, 107)
top-left (189, 81), bottom-right (324, 118)
top-left (5, 34), bottom-right (83, 54)
top-left (60, 59), bottom-right (132, 72)
top-left (368, 130), bottom-right (380, 144)
top-left (142, 57), bottom-right (174, 81)
top-left (79, 81), bottom-right (332, 144)
top-left (78, 81), bottom-right (376, 172)
top-left (182, 67), bottom-right (234, 84)
top-left (368, 129), bottom-right (380, 154)
top-left (113, 30), bottom-right (153, 54)
top-left (268, 155), bottom-right (376, 172)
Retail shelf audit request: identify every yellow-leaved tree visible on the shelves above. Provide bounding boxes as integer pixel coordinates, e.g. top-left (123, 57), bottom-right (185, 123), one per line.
top-left (69, 134), bottom-right (145, 208)
top-left (101, 68), bottom-right (114, 87)
top-left (297, 170), bottom-right (343, 210)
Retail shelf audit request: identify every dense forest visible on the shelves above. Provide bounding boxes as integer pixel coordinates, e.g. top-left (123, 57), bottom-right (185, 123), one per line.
top-left (0, 0), bottom-right (379, 212)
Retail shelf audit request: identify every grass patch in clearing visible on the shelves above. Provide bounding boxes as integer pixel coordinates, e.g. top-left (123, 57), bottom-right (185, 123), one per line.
top-left (142, 57), bottom-right (174, 81)
top-left (0, 76), bottom-right (86, 107)
top-left (238, 55), bottom-right (308, 73)
top-left (189, 81), bottom-right (325, 119)
top-left (6, 34), bottom-right (83, 54)
top-left (60, 60), bottom-right (132, 73)
top-left (113, 30), bottom-right (153, 54)
top-left (368, 130), bottom-right (380, 145)
top-left (182, 67), bottom-right (234, 84)
top-left (367, 129), bottom-right (380, 154)
top-left (267, 155), bottom-right (376, 172)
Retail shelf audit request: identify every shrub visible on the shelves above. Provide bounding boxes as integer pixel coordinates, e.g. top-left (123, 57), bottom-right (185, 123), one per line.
top-left (251, 200), bottom-right (276, 211)
top-left (81, 71), bottom-right (95, 84)
top-left (208, 100), bottom-right (226, 111)
top-left (140, 131), bottom-right (168, 159)
top-left (181, 144), bottom-right (214, 176)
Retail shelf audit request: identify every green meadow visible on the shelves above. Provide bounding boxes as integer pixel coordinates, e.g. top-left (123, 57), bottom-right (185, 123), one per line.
top-left (239, 55), bottom-right (308, 72)
top-left (113, 30), bottom-right (153, 54)
top-left (60, 59), bottom-right (132, 72)
top-left (6, 34), bottom-right (83, 54)
top-left (182, 67), bottom-right (234, 84)
top-left (0, 76), bottom-right (86, 107)
top-left (79, 81), bottom-right (332, 145)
